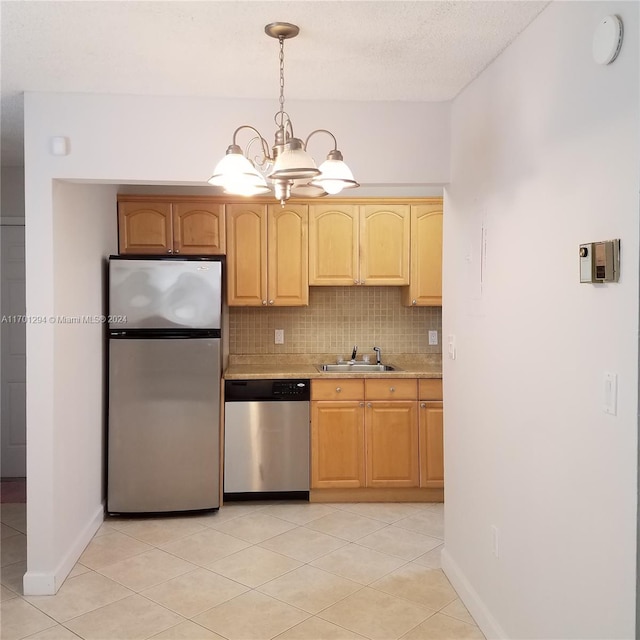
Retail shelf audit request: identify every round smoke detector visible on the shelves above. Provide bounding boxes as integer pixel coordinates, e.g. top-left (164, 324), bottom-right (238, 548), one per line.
top-left (592, 15), bottom-right (623, 65)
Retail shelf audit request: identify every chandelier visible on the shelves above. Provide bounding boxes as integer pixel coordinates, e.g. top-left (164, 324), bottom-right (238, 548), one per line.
top-left (208, 22), bottom-right (359, 204)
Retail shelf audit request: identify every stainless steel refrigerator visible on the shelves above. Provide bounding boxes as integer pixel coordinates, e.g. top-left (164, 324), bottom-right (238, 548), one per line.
top-left (107, 256), bottom-right (222, 515)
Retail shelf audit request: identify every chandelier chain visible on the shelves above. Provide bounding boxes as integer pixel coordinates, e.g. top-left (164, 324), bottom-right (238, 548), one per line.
top-left (278, 36), bottom-right (285, 123)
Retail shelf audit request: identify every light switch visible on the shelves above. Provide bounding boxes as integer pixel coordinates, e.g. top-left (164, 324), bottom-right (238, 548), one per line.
top-left (447, 335), bottom-right (456, 360)
top-left (603, 372), bottom-right (618, 415)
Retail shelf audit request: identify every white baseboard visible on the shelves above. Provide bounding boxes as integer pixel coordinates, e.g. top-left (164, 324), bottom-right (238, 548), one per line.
top-left (441, 547), bottom-right (507, 640)
top-left (23, 503), bottom-right (104, 596)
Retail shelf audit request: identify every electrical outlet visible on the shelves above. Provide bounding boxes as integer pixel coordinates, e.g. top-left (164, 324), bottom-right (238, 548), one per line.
top-left (428, 330), bottom-right (438, 346)
top-left (274, 329), bottom-right (284, 344)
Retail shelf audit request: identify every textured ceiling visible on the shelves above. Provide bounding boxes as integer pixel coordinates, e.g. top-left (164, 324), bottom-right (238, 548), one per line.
top-left (0, 0), bottom-right (548, 167)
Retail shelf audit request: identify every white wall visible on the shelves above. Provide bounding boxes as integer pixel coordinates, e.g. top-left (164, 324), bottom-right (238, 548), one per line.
top-left (22, 93), bottom-right (450, 593)
top-left (442, 2), bottom-right (639, 638)
top-left (23, 182), bottom-right (117, 594)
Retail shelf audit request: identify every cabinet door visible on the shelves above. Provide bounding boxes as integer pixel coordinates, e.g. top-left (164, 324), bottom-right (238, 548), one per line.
top-left (360, 204), bottom-right (410, 285)
top-left (365, 401), bottom-right (418, 487)
top-left (267, 204), bottom-right (308, 306)
top-left (226, 204), bottom-right (267, 306)
top-left (311, 401), bottom-right (365, 488)
top-left (419, 401), bottom-right (444, 488)
top-left (118, 202), bottom-right (173, 254)
top-left (402, 203), bottom-right (443, 306)
top-left (173, 203), bottom-right (226, 255)
top-left (308, 204), bottom-right (359, 285)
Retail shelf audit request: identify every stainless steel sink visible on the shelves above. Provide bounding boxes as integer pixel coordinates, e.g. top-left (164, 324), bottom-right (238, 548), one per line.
top-left (316, 363), bottom-right (402, 373)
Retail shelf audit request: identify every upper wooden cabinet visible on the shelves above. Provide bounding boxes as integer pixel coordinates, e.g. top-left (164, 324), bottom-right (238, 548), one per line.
top-left (309, 203), bottom-right (410, 286)
top-left (118, 198), bottom-right (225, 255)
top-left (226, 203), bottom-right (308, 307)
top-left (402, 202), bottom-right (443, 306)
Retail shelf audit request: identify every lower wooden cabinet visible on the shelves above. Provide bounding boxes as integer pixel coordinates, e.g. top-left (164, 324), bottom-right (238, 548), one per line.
top-left (311, 378), bottom-right (421, 490)
top-left (419, 379), bottom-right (444, 489)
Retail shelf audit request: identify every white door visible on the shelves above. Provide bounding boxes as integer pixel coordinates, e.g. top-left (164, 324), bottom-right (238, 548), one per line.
top-left (1, 225), bottom-right (26, 477)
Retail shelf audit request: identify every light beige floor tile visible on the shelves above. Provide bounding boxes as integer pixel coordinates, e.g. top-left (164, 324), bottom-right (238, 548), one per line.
top-left (260, 503), bottom-right (338, 525)
top-left (333, 503), bottom-right (423, 524)
top-left (1, 523), bottom-right (21, 540)
top-left (310, 543), bottom-right (407, 585)
top-left (209, 513), bottom-right (297, 544)
top-left (23, 624), bottom-right (82, 639)
top-left (197, 503), bottom-right (269, 527)
top-left (1, 584), bottom-right (19, 601)
top-left (193, 590), bottom-right (309, 640)
top-left (150, 620), bottom-right (227, 639)
top-left (0, 504), bottom-right (27, 533)
top-left (319, 587), bottom-right (435, 640)
top-left (371, 563), bottom-right (457, 610)
top-left (394, 509), bottom-right (444, 539)
top-left (78, 532), bottom-right (153, 570)
top-left (141, 567), bottom-right (248, 618)
top-left (305, 511), bottom-right (387, 542)
top-left (67, 563), bottom-right (91, 580)
top-left (160, 529), bottom-right (250, 566)
top-left (401, 612), bottom-right (485, 640)
top-left (275, 616), bottom-right (368, 639)
top-left (413, 544), bottom-right (443, 569)
top-left (259, 527), bottom-right (347, 563)
top-left (116, 517), bottom-right (207, 546)
top-left (97, 549), bottom-right (197, 592)
top-left (208, 545), bottom-right (301, 588)
top-left (259, 565), bottom-right (361, 614)
top-left (440, 598), bottom-right (477, 626)
top-left (93, 520), bottom-right (123, 537)
top-left (0, 597), bottom-right (57, 640)
top-left (424, 503), bottom-right (444, 514)
top-left (25, 571), bottom-right (132, 623)
top-left (1, 560), bottom-right (26, 594)
top-left (65, 594), bottom-right (183, 640)
top-left (356, 526), bottom-right (442, 560)
top-left (1, 533), bottom-right (27, 567)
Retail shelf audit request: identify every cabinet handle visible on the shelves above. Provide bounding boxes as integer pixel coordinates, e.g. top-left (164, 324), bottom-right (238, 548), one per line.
top-left (389, 387), bottom-right (396, 393)
top-left (367, 402), bottom-right (372, 408)
top-left (175, 248), bottom-right (180, 254)
top-left (359, 402), bottom-right (365, 407)
top-left (262, 300), bottom-right (267, 305)
top-left (335, 387), bottom-right (342, 393)
top-left (167, 249), bottom-right (173, 254)
top-left (412, 299), bottom-right (417, 305)
top-left (420, 402), bottom-right (427, 408)
top-left (268, 300), bottom-right (274, 305)
top-left (354, 279), bottom-right (359, 285)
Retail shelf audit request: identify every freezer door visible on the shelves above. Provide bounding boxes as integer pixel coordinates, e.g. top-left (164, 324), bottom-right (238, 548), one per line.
top-left (109, 259), bottom-right (222, 330)
top-left (108, 338), bottom-right (221, 513)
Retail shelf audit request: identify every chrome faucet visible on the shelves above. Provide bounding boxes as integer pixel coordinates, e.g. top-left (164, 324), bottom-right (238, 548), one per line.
top-left (351, 345), bottom-right (358, 362)
top-left (373, 346), bottom-right (382, 365)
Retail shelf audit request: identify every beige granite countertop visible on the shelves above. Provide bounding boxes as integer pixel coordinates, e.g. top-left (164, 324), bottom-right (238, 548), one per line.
top-left (224, 354), bottom-right (442, 380)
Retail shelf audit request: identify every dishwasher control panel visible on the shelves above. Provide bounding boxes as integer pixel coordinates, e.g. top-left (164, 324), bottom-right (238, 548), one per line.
top-left (225, 379), bottom-right (310, 401)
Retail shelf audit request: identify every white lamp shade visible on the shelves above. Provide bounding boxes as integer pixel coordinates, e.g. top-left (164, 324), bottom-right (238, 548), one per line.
top-left (312, 158), bottom-right (358, 194)
top-left (208, 152), bottom-right (268, 192)
top-left (269, 146), bottom-right (320, 181)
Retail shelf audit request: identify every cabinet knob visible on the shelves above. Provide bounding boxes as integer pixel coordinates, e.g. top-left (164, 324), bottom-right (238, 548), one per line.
top-left (367, 402), bottom-right (372, 408)
top-left (335, 387), bottom-right (342, 393)
top-left (175, 249), bottom-right (180, 254)
top-left (359, 402), bottom-right (365, 407)
top-left (354, 279), bottom-right (359, 285)
top-left (389, 387), bottom-right (396, 393)
top-left (268, 300), bottom-right (274, 305)
top-left (420, 402), bottom-right (427, 408)
top-left (262, 300), bottom-right (267, 305)
top-left (412, 299), bottom-right (417, 305)
top-left (167, 249), bottom-right (173, 254)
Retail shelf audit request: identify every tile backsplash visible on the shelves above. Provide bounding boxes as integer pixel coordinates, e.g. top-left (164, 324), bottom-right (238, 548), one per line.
top-left (229, 287), bottom-right (442, 356)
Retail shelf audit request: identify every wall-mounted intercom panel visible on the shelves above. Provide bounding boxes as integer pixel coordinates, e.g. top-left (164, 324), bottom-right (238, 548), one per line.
top-left (579, 239), bottom-right (620, 283)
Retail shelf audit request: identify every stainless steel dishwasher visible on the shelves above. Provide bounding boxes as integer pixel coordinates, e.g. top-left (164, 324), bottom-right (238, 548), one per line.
top-left (224, 379), bottom-right (310, 500)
